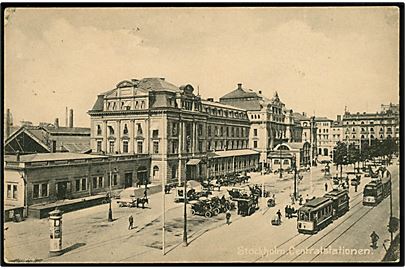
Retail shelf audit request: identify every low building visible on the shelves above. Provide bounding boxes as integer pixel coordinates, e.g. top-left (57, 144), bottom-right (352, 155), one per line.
top-left (4, 152), bottom-right (150, 218)
top-left (4, 125), bottom-right (91, 155)
top-left (268, 141), bottom-right (311, 170)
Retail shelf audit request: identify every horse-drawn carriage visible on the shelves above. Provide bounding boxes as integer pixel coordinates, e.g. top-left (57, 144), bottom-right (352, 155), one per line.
top-left (116, 196), bottom-right (149, 208)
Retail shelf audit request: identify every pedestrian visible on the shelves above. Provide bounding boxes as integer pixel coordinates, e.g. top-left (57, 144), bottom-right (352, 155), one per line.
top-left (370, 231), bottom-right (379, 249)
top-left (325, 182), bottom-right (328, 192)
top-left (276, 209), bottom-right (282, 222)
top-left (226, 210), bottom-right (231, 225)
top-left (354, 183), bottom-right (358, 192)
top-left (285, 205), bottom-right (289, 217)
top-left (305, 194), bottom-right (310, 203)
top-left (299, 196), bottom-right (303, 205)
top-left (291, 206), bottom-right (295, 218)
top-left (128, 215), bottom-right (134, 230)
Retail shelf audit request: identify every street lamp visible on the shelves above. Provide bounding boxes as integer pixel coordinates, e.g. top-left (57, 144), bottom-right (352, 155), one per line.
top-left (108, 166), bottom-right (116, 222)
top-left (183, 136), bottom-right (191, 247)
top-left (293, 154), bottom-right (298, 200)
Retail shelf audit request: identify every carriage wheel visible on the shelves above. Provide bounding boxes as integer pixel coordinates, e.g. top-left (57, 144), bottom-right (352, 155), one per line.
top-left (205, 211), bottom-right (212, 218)
top-left (225, 203), bottom-right (231, 211)
top-left (213, 208), bottom-right (220, 215)
top-left (191, 209), bottom-right (196, 215)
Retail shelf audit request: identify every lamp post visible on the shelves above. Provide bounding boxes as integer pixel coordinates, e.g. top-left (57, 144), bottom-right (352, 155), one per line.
top-left (183, 136), bottom-right (191, 247)
top-left (108, 162), bottom-right (114, 222)
top-left (279, 132), bottom-right (283, 179)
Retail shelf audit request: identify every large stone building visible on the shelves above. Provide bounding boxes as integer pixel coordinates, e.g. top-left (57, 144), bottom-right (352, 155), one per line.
top-left (338, 103), bottom-right (400, 145)
top-left (219, 83), bottom-right (304, 169)
top-left (88, 78), bottom-right (259, 185)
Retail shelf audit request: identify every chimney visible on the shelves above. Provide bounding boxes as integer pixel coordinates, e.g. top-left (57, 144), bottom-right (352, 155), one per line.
top-left (207, 98), bottom-right (214, 102)
top-left (237, 83), bottom-right (242, 90)
top-left (54, 118), bottom-right (59, 128)
top-left (337, 115), bottom-right (341, 122)
top-left (69, 109), bottom-right (73, 128)
top-left (65, 107), bottom-right (68, 127)
top-left (258, 90), bottom-right (262, 94)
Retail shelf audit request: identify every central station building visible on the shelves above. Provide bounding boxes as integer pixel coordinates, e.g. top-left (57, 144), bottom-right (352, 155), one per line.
top-left (88, 78), bottom-right (260, 185)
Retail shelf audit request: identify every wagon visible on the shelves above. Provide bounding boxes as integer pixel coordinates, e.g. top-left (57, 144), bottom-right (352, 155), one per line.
top-left (117, 196), bottom-right (149, 208)
top-left (271, 215), bottom-right (281, 226)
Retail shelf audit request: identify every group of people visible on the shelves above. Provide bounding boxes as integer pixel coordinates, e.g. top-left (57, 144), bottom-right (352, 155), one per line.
top-left (284, 205), bottom-right (296, 219)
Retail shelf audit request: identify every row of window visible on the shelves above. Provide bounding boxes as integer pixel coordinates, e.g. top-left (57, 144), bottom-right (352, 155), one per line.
top-left (209, 159), bottom-right (256, 171)
top-left (105, 99), bottom-right (146, 111)
top-left (97, 123), bottom-right (144, 137)
top-left (32, 175), bottom-right (118, 199)
top-left (97, 140), bottom-right (144, 154)
top-left (207, 125), bottom-right (249, 138)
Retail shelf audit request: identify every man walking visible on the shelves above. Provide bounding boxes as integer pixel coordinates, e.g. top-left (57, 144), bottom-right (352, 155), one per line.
top-left (325, 182), bottom-right (328, 192)
top-left (128, 214), bottom-right (134, 230)
top-left (226, 210), bottom-right (231, 225)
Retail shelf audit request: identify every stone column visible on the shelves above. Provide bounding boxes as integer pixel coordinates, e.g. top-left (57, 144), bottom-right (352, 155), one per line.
top-left (103, 120), bottom-right (108, 153)
top-left (116, 120), bottom-right (121, 153)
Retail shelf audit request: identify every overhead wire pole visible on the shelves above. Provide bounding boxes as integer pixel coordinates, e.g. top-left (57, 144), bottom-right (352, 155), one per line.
top-left (309, 117), bottom-right (313, 194)
top-left (161, 110), bottom-right (166, 255)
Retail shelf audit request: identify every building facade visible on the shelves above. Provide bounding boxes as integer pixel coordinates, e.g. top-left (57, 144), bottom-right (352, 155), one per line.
top-left (88, 78), bottom-right (259, 185)
top-left (219, 83), bottom-right (303, 168)
top-left (339, 103), bottom-right (400, 145)
top-left (4, 152), bottom-right (151, 217)
top-left (314, 117), bottom-right (334, 161)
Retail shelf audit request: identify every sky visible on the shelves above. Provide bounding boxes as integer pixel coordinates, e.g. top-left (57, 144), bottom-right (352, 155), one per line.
top-left (4, 7), bottom-right (400, 127)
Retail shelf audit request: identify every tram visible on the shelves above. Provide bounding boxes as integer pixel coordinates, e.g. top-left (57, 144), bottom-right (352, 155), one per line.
top-left (363, 176), bottom-right (391, 206)
top-left (323, 189), bottom-right (350, 218)
top-left (297, 197), bottom-right (334, 234)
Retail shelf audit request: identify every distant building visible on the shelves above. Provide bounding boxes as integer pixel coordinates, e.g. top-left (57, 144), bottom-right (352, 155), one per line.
top-left (88, 78), bottom-right (259, 185)
top-left (219, 84), bottom-right (303, 168)
top-left (314, 117), bottom-right (334, 161)
top-left (339, 103), bottom-right (399, 145)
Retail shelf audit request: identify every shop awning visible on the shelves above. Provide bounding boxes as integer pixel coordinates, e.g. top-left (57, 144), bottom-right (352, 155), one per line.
top-left (207, 149), bottom-right (260, 159)
top-left (187, 159), bottom-right (201, 165)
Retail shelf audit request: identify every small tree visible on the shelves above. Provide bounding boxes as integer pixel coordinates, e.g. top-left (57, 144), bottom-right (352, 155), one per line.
top-left (334, 141), bottom-right (348, 178)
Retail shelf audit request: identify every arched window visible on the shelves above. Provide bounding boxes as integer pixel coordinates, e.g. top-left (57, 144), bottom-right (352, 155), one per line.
top-left (123, 124), bottom-right (128, 135)
top-left (153, 166), bottom-right (159, 178)
top-left (361, 135), bottom-right (365, 139)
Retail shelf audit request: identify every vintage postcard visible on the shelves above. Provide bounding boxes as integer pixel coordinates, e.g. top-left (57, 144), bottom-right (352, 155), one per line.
top-left (2, 4), bottom-right (402, 265)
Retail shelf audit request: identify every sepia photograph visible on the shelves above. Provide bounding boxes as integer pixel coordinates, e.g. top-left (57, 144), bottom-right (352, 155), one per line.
top-left (2, 4), bottom-right (402, 265)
